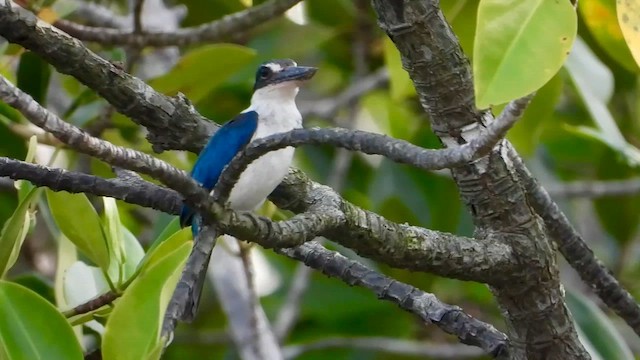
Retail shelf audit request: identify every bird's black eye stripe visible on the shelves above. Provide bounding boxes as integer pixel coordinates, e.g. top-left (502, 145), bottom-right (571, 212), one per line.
top-left (259, 66), bottom-right (271, 79)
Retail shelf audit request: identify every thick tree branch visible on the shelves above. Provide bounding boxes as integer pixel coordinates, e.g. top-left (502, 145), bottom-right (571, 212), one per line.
top-left (0, 158), bottom-right (509, 354)
top-left (54, 0), bottom-right (302, 47)
top-left (0, 2), bottom-right (212, 153)
top-left (370, 1), bottom-right (588, 358)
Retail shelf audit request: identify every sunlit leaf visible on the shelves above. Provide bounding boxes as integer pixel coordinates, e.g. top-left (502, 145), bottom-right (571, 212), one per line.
top-left (474, 0), bottom-right (577, 108)
top-left (0, 281), bottom-right (83, 360)
top-left (103, 197), bottom-right (125, 283)
top-left (617, 0), bottom-right (640, 67)
top-left (0, 188), bottom-right (41, 277)
top-left (46, 189), bottom-right (110, 271)
top-left (151, 44), bottom-right (256, 104)
top-left (121, 227), bottom-right (145, 280)
top-left (580, 0), bottom-right (638, 72)
top-left (567, 289), bottom-right (634, 359)
top-left (136, 227), bottom-right (191, 276)
top-left (146, 217), bottom-right (181, 256)
top-left (55, 235), bottom-right (77, 309)
top-left (102, 240), bottom-right (191, 360)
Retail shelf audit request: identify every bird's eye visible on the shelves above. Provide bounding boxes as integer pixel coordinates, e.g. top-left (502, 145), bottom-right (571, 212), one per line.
top-left (259, 66), bottom-right (271, 79)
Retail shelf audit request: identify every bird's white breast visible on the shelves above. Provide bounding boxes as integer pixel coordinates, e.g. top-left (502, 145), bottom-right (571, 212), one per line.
top-left (227, 86), bottom-right (302, 210)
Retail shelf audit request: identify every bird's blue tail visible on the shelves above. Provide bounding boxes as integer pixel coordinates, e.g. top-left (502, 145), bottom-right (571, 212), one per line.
top-left (180, 205), bottom-right (200, 236)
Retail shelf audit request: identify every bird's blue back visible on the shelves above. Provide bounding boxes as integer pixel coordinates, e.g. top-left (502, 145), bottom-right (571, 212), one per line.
top-left (180, 111), bottom-right (259, 228)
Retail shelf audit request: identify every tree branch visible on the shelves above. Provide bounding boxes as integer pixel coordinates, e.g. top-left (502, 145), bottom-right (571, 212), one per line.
top-left (216, 95), bottom-right (532, 205)
top-left (0, 157), bottom-right (509, 355)
top-left (370, 1), bottom-right (587, 358)
top-left (54, 0), bottom-right (302, 47)
top-left (546, 178), bottom-right (640, 198)
top-left (277, 242), bottom-right (509, 357)
top-left (0, 2), bottom-right (213, 153)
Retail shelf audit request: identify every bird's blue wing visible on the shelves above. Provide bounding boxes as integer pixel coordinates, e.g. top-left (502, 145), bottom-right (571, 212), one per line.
top-left (180, 111), bottom-right (258, 228)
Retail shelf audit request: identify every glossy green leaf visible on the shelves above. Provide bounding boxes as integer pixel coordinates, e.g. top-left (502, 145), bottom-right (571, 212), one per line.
top-left (0, 188), bottom-right (41, 277)
top-left (135, 227), bottom-right (191, 276)
top-left (565, 38), bottom-right (640, 165)
top-left (567, 289), bottom-right (634, 360)
top-left (11, 273), bottom-right (55, 304)
top-left (580, 0), bottom-right (638, 72)
top-left (17, 52), bottom-right (51, 106)
top-left (102, 240), bottom-right (191, 360)
top-left (474, 0), bottom-right (577, 108)
top-left (46, 189), bottom-right (110, 271)
top-left (151, 44), bottom-right (256, 104)
top-left (0, 281), bottom-right (83, 360)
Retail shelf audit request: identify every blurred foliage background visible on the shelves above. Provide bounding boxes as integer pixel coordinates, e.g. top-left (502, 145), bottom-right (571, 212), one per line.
top-left (1, 0), bottom-right (640, 359)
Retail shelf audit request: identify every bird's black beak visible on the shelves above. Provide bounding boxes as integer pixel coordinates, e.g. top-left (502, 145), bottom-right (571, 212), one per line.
top-left (276, 66), bottom-right (318, 84)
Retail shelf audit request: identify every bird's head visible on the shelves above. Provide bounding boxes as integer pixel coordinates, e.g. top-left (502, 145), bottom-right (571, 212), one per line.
top-left (252, 59), bottom-right (317, 101)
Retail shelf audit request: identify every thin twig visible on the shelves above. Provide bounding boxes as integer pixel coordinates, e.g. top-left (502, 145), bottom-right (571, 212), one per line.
top-left (54, 0), bottom-right (302, 47)
top-left (276, 242), bottom-right (509, 357)
top-left (62, 291), bottom-right (120, 317)
top-left (546, 179), bottom-right (640, 198)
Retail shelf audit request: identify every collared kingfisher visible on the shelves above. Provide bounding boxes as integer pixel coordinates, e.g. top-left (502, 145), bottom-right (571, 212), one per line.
top-left (177, 59), bottom-right (316, 319)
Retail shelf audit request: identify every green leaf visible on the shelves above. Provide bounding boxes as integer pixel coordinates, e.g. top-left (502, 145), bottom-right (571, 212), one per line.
top-left (146, 217), bottom-right (181, 257)
top-left (63, 261), bottom-right (110, 309)
top-left (55, 235), bottom-right (77, 308)
top-left (567, 289), bottom-right (634, 360)
top-left (121, 227), bottom-right (145, 280)
top-left (136, 227), bottom-right (191, 276)
top-left (0, 281), bottom-right (83, 360)
top-left (0, 188), bottom-right (41, 277)
top-left (382, 37), bottom-right (414, 101)
top-left (46, 189), bottom-right (110, 271)
top-left (102, 240), bottom-right (191, 360)
top-left (580, 0), bottom-right (638, 72)
top-left (151, 44), bottom-right (256, 104)
top-left (474, 0), bottom-right (577, 108)
top-left (565, 38), bottom-right (640, 165)
top-left (103, 197), bottom-right (125, 283)
top-left (17, 52), bottom-right (51, 106)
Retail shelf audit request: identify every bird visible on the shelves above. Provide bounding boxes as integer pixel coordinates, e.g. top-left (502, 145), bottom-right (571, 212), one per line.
top-left (177, 59), bottom-right (316, 320)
